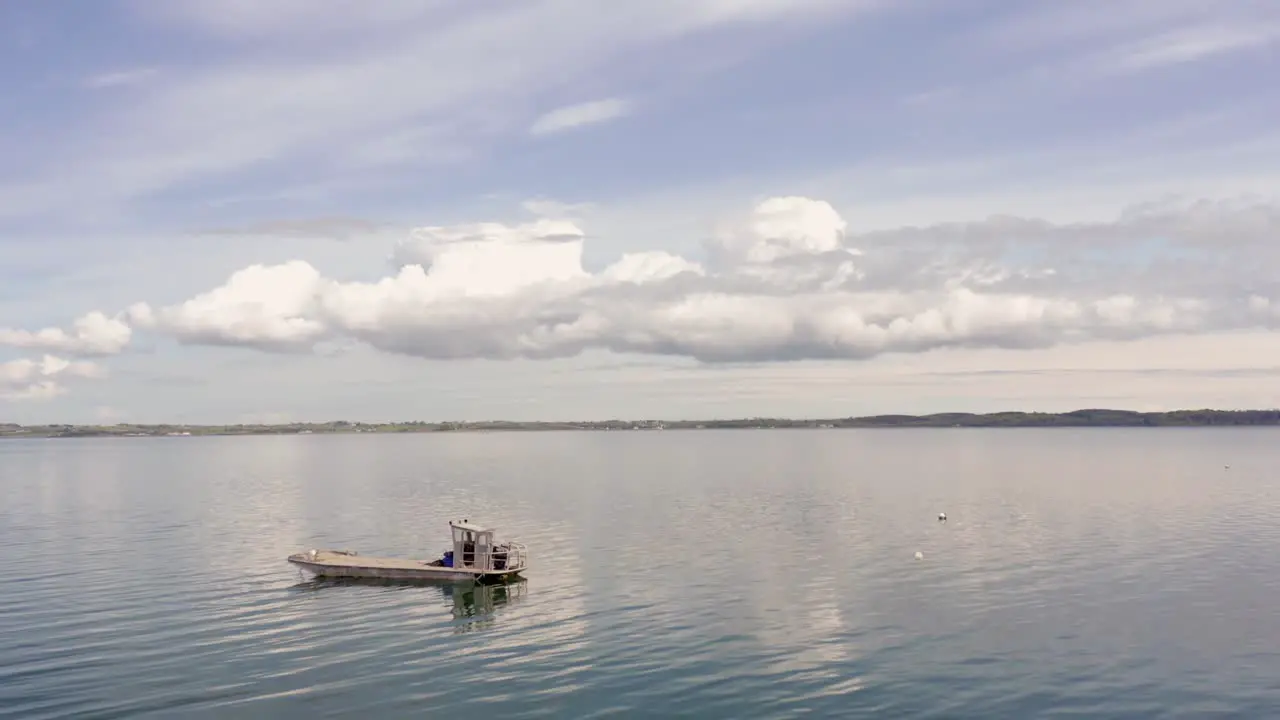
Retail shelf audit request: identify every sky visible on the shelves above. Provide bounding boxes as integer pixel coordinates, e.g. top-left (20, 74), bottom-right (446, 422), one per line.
top-left (3, 0), bottom-right (1280, 424)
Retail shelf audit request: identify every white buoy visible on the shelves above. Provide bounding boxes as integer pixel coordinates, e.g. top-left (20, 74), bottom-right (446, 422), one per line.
top-left (914, 551), bottom-right (924, 560)
top-left (938, 512), bottom-right (947, 522)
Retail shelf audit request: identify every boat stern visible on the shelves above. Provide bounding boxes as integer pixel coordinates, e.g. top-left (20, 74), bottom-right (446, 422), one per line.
top-left (493, 541), bottom-right (528, 574)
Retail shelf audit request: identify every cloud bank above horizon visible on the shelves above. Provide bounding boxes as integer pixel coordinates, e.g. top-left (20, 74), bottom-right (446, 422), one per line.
top-left (5, 194), bottom-right (1280, 403)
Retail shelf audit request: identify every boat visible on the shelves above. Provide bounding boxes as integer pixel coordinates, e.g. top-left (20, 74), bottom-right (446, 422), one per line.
top-left (287, 519), bottom-right (528, 583)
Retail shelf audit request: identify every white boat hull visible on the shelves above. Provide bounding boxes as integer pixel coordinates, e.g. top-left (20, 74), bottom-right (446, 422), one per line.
top-left (288, 550), bottom-right (524, 583)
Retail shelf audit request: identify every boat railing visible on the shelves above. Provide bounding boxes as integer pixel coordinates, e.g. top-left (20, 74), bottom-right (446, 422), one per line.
top-left (490, 541), bottom-right (527, 571)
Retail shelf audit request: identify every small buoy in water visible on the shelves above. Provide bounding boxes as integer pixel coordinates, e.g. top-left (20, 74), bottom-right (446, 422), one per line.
top-left (914, 551), bottom-right (924, 560)
top-left (1224, 465), bottom-right (1230, 469)
top-left (938, 512), bottom-right (947, 522)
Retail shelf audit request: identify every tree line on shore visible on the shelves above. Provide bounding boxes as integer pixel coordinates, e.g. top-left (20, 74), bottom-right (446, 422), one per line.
top-left (4, 408), bottom-right (1280, 438)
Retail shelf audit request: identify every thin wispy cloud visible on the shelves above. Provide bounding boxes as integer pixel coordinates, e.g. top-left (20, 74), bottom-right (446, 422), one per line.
top-left (84, 67), bottom-right (159, 89)
top-left (201, 217), bottom-right (387, 240)
top-left (0, 0), bottom-right (873, 223)
top-left (529, 98), bottom-right (632, 137)
top-left (1112, 24), bottom-right (1280, 72)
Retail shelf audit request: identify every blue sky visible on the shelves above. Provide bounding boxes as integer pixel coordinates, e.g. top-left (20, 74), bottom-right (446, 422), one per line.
top-left (3, 0), bottom-right (1280, 423)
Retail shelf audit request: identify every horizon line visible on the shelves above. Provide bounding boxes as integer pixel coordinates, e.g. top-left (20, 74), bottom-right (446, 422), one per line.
top-left (5, 407), bottom-right (1280, 433)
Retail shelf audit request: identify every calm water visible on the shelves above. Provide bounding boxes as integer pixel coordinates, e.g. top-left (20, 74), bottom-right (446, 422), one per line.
top-left (1, 429), bottom-right (1278, 718)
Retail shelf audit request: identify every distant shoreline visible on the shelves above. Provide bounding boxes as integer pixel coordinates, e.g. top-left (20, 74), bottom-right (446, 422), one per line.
top-left (4, 409), bottom-right (1280, 438)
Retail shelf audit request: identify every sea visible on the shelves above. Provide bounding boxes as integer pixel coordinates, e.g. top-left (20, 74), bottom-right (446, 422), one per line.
top-left (1, 429), bottom-right (1278, 718)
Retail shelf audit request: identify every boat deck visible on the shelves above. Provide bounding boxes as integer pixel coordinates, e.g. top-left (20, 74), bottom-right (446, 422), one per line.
top-left (296, 550), bottom-right (442, 570)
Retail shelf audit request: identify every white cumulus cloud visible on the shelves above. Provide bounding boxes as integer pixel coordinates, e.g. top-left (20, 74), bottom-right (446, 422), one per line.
top-left (0, 311), bottom-right (132, 356)
top-left (127, 260), bottom-right (328, 351)
top-left (94, 194), bottom-right (1280, 365)
top-left (10, 193), bottom-right (1280, 381)
top-left (709, 196), bottom-right (852, 266)
top-left (389, 218), bottom-right (591, 295)
top-left (0, 355), bottom-right (105, 401)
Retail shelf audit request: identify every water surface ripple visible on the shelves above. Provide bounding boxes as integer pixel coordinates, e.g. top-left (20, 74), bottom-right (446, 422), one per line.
top-left (2, 429), bottom-right (1278, 717)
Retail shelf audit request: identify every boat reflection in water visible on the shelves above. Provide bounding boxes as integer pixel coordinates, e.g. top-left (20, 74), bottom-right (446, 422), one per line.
top-left (289, 575), bottom-right (527, 632)
top-left (443, 580), bottom-right (527, 633)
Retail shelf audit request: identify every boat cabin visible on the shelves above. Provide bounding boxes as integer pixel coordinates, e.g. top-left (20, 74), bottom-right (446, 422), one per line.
top-left (445, 519), bottom-right (525, 573)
